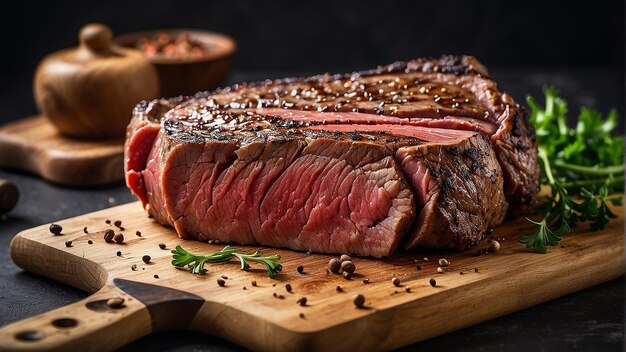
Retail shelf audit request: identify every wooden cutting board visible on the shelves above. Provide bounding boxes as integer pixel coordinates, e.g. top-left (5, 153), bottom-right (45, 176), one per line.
top-left (1, 201), bottom-right (623, 351)
top-left (0, 116), bottom-right (124, 186)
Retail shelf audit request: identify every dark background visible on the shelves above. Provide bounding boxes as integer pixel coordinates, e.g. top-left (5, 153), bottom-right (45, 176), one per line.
top-left (1, 0), bottom-right (624, 123)
top-left (0, 2), bottom-right (625, 351)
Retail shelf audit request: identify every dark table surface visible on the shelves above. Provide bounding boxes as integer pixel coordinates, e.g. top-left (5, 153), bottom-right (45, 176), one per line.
top-left (0, 67), bottom-right (624, 351)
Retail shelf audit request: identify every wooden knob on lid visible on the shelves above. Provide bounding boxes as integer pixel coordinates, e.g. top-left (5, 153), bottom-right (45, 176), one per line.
top-left (79, 23), bottom-right (113, 52)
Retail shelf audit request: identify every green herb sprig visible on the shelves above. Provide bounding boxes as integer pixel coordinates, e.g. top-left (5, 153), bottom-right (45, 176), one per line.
top-left (171, 245), bottom-right (282, 278)
top-left (520, 86), bottom-right (624, 253)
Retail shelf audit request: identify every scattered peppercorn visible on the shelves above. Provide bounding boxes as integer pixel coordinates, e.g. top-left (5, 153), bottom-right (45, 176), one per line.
top-left (142, 255), bottom-right (151, 264)
top-left (49, 223), bottom-right (62, 235)
top-left (154, 274), bottom-right (159, 279)
top-left (273, 293), bottom-right (285, 299)
top-left (353, 294), bottom-right (365, 308)
top-left (114, 220), bottom-right (122, 227)
top-left (113, 233), bottom-right (124, 244)
top-left (64, 241), bottom-right (72, 247)
top-left (251, 280), bottom-right (257, 287)
top-left (336, 285), bottom-right (343, 292)
top-left (106, 297), bottom-right (124, 308)
top-left (297, 297), bottom-right (307, 306)
top-left (438, 258), bottom-right (449, 267)
top-left (299, 313), bottom-right (305, 319)
top-left (285, 284), bottom-right (293, 293)
top-left (105, 219), bottom-right (111, 224)
top-left (474, 268), bottom-right (479, 273)
top-left (243, 287), bottom-right (247, 290)
top-left (405, 287), bottom-right (411, 293)
top-left (104, 229), bottom-right (115, 243)
top-left (116, 251), bottom-right (122, 257)
top-left (88, 240), bottom-right (93, 245)
top-left (328, 258), bottom-right (341, 273)
top-left (131, 264), bottom-right (138, 271)
top-left (416, 265), bottom-right (422, 270)
top-left (340, 261), bottom-right (356, 274)
top-left (222, 275), bottom-right (228, 280)
top-left (392, 277), bottom-right (400, 286)
top-left (135, 231), bottom-right (141, 237)
top-left (429, 278), bottom-right (437, 287)
top-left (83, 227), bottom-right (88, 234)
top-left (340, 254), bottom-right (351, 262)
top-left (362, 278), bottom-right (370, 284)
top-left (119, 227), bottom-right (125, 231)
top-left (488, 240), bottom-right (501, 252)
top-left (217, 278), bottom-right (226, 287)
top-left (297, 265), bottom-right (304, 274)
top-left (460, 272), bottom-right (464, 275)
top-left (343, 271), bottom-right (352, 280)
top-left (159, 243), bottom-right (166, 250)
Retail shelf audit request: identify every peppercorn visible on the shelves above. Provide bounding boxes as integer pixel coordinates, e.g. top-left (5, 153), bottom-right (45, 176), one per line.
top-left (474, 267), bottom-right (479, 273)
top-left (362, 278), bottom-right (370, 284)
top-left (488, 240), bottom-right (501, 252)
top-left (64, 241), bottom-right (72, 247)
top-left (88, 240), bottom-right (93, 245)
top-left (340, 254), bottom-right (351, 262)
top-left (251, 280), bottom-right (257, 287)
top-left (116, 251), bottom-right (122, 257)
top-left (299, 313), bottom-right (305, 319)
top-left (340, 261), bottom-right (356, 274)
top-left (285, 284), bottom-right (292, 293)
top-left (297, 297), bottom-right (307, 306)
top-left (49, 223), bottom-right (62, 235)
top-left (136, 231), bottom-right (142, 237)
top-left (83, 227), bottom-right (88, 234)
top-left (353, 294), bottom-right (365, 308)
top-left (114, 220), bottom-right (122, 227)
top-left (217, 278), bottom-right (226, 287)
top-left (405, 287), bottom-right (411, 293)
top-left (104, 229), bottom-right (115, 243)
top-left (159, 243), bottom-right (166, 250)
top-left (328, 258), bottom-right (341, 273)
top-left (336, 285), bottom-right (343, 292)
top-left (105, 219), bottom-right (111, 225)
top-left (416, 265), bottom-right (422, 270)
top-left (154, 274), bottom-right (159, 279)
top-left (113, 233), bottom-right (124, 244)
top-left (429, 278), bottom-right (437, 287)
top-left (343, 271), bottom-right (352, 280)
top-left (438, 258), bottom-right (449, 267)
top-left (392, 277), bottom-right (400, 286)
top-left (297, 265), bottom-right (304, 274)
top-left (142, 255), bottom-right (151, 264)
top-left (106, 297), bottom-right (124, 308)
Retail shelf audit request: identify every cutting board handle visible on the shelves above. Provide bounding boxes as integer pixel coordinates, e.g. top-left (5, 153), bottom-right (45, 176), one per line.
top-left (0, 284), bottom-right (151, 351)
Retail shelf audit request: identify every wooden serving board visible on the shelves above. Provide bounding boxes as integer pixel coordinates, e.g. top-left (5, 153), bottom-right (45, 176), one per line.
top-left (1, 201), bottom-right (623, 351)
top-left (0, 116), bottom-right (124, 186)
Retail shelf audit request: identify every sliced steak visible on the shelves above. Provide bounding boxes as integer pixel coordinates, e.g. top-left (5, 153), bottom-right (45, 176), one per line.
top-left (125, 96), bottom-right (508, 256)
top-left (124, 55), bottom-right (535, 256)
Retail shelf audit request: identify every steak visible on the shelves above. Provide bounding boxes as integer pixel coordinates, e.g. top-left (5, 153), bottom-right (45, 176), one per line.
top-left (125, 55), bottom-right (538, 257)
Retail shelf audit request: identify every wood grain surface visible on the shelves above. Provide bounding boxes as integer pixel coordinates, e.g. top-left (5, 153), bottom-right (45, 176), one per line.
top-left (0, 200), bottom-right (623, 351)
top-left (0, 116), bottom-right (124, 186)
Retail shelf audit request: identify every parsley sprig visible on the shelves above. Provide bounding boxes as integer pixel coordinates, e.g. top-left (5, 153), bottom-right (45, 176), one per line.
top-left (171, 245), bottom-right (283, 277)
top-left (520, 87), bottom-right (624, 253)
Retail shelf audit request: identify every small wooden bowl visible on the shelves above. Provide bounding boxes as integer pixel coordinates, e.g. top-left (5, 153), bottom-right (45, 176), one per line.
top-left (114, 29), bottom-right (236, 97)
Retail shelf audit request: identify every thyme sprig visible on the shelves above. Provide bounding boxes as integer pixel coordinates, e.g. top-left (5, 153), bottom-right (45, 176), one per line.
top-left (171, 245), bottom-right (282, 278)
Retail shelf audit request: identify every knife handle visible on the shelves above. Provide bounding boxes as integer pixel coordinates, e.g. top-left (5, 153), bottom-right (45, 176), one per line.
top-left (0, 284), bottom-right (151, 352)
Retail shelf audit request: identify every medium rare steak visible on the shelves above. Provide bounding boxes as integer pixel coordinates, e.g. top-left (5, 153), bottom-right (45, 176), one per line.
top-left (125, 55), bottom-right (537, 256)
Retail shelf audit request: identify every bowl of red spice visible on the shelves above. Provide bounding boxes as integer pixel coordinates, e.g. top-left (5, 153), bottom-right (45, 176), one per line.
top-left (114, 29), bottom-right (236, 97)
